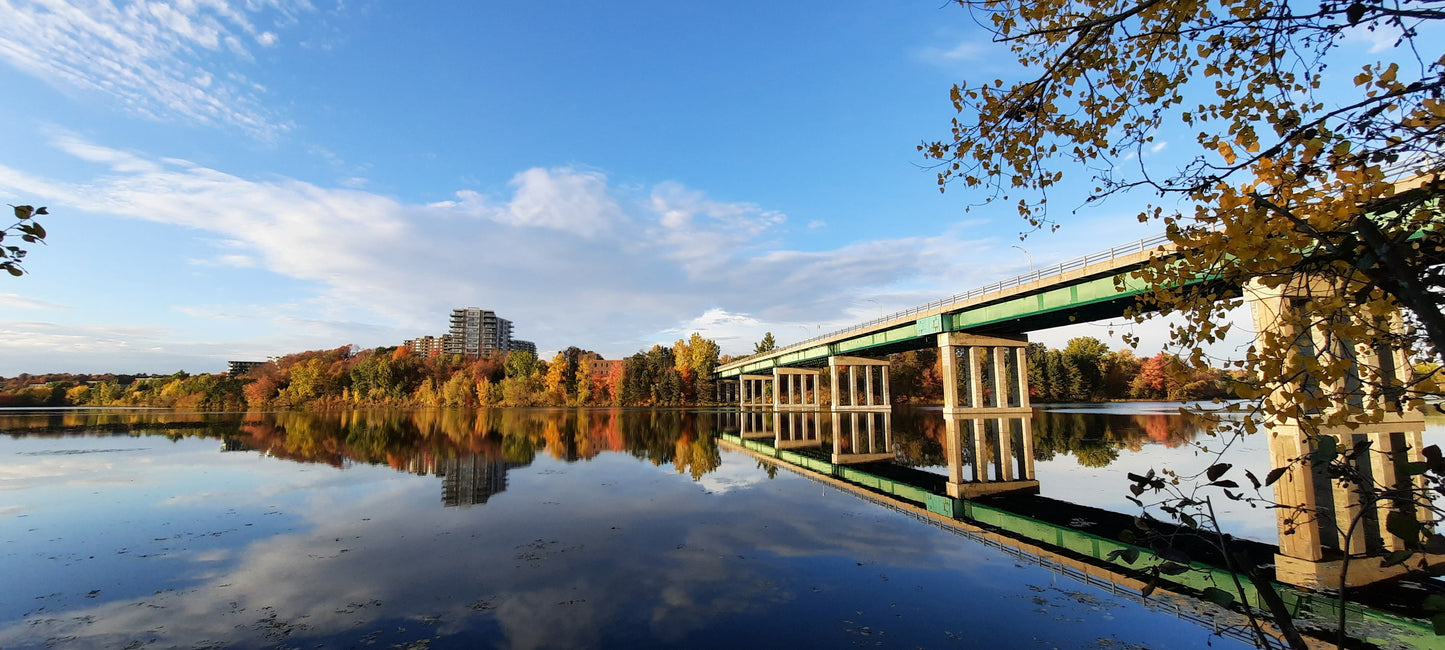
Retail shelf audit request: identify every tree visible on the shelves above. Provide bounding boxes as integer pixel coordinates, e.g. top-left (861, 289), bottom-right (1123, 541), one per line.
top-left (754, 332), bottom-right (776, 354)
top-left (925, 6), bottom-right (1445, 641)
top-left (544, 352), bottom-right (569, 404)
top-left (505, 350), bottom-right (538, 379)
top-left (2, 205), bottom-right (47, 277)
top-left (925, 0), bottom-right (1445, 424)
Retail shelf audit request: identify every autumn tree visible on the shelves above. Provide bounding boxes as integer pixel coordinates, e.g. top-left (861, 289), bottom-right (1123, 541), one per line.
top-left (544, 351), bottom-right (569, 404)
top-left (673, 332), bottom-right (722, 402)
top-left (926, 0), bottom-right (1445, 425)
top-left (3, 205), bottom-right (47, 277)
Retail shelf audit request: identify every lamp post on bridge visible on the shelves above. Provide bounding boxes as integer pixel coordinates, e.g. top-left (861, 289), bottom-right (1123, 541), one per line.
top-left (1011, 245), bottom-right (1034, 273)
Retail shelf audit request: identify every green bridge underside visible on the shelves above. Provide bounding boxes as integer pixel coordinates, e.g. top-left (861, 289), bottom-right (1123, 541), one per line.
top-left (717, 259), bottom-right (1195, 379)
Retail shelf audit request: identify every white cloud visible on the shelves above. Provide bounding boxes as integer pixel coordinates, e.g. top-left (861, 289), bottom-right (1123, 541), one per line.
top-left (0, 134), bottom-right (1124, 370)
top-left (0, 292), bottom-right (67, 310)
top-left (0, 0), bottom-right (310, 138)
top-left (919, 40), bottom-right (984, 64)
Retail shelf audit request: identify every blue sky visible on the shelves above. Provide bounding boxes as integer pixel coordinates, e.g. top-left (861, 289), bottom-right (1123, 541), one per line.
top-left (0, 0), bottom-right (1365, 374)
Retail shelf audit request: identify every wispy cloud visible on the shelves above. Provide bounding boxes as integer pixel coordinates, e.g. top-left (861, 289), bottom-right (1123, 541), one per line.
top-left (0, 0), bottom-right (313, 138)
top-left (0, 135), bottom-right (1019, 368)
top-left (0, 292), bottom-right (67, 310)
top-left (918, 40), bottom-right (984, 65)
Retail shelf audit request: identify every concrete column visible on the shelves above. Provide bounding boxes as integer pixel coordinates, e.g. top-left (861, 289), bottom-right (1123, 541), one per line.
top-left (830, 363), bottom-right (840, 409)
top-left (967, 347), bottom-right (983, 409)
top-left (1020, 415), bottom-right (1035, 480)
top-left (994, 347), bottom-right (1012, 408)
top-left (974, 418), bottom-right (989, 481)
top-left (1331, 451), bottom-right (1368, 555)
top-left (882, 364), bottom-right (890, 405)
top-left (997, 417), bottom-right (1014, 480)
top-left (944, 417), bottom-right (966, 492)
top-left (848, 366), bottom-right (857, 407)
top-left (1272, 428), bottom-right (1324, 561)
top-left (939, 337), bottom-right (959, 412)
top-left (1015, 347), bottom-right (1031, 410)
top-left (1407, 429), bottom-right (1434, 527)
top-left (862, 365), bottom-right (873, 407)
top-left (1368, 431), bottom-right (1406, 551)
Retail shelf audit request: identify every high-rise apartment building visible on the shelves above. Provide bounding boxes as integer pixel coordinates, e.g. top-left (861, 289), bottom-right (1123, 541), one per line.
top-left (443, 308), bottom-right (514, 358)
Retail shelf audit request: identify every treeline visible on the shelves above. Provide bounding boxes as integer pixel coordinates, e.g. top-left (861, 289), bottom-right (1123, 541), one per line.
top-left (887, 337), bottom-right (1238, 404)
top-left (1024, 339), bottom-right (1236, 402)
top-left (5, 333), bottom-right (724, 410)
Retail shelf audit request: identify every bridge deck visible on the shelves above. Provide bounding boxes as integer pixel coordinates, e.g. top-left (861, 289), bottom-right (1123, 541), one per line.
top-left (716, 234), bottom-right (1178, 378)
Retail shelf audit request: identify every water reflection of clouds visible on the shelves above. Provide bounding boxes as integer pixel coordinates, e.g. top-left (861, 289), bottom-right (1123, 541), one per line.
top-left (2, 446), bottom-right (1066, 648)
top-left (0, 411), bottom-right (1270, 649)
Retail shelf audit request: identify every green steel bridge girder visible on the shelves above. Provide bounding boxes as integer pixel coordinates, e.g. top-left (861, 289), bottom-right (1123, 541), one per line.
top-left (715, 270), bottom-right (1167, 379)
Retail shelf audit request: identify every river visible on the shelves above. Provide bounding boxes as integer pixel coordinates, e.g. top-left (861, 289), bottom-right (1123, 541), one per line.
top-left (0, 405), bottom-right (1437, 648)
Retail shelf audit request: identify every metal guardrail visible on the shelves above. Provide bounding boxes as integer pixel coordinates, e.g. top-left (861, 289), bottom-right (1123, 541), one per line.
top-left (723, 232), bottom-right (1173, 368)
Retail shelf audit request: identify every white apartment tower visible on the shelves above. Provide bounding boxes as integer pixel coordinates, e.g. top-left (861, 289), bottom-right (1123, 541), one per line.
top-left (444, 308), bottom-right (514, 358)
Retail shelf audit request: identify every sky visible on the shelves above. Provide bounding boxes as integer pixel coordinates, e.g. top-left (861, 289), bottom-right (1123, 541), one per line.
top-left (0, 0), bottom-right (1385, 375)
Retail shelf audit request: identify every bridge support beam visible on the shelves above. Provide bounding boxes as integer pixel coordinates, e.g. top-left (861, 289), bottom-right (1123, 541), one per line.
top-left (938, 333), bottom-right (1031, 416)
top-left (827, 356), bottom-right (890, 411)
top-left (773, 368), bottom-right (823, 410)
top-left (775, 411), bottom-right (823, 449)
top-left (1247, 277), bottom-right (1441, 588)
top-left (715, 379), bottom-right (740, 405)
top-left (831, 411), bottom-right (894, 464)
top-left (943, 414), bottom-right (1039, 498)
top-left (739, 374), bottom-right (774, 409)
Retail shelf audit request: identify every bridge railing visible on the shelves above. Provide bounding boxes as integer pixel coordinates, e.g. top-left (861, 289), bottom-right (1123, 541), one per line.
top-left (724, 232), bottom-right (1172, 368)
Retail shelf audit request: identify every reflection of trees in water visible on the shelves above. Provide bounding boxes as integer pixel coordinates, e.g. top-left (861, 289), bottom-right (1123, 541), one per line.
top-left (1031, 410), bottom-right (1216, 468)
top-left (880, 407), bottom-right (1221, 469)
top-left (0, 408), bottom-right (724, 480)
top-left (884, 410), bottom-right (947, 468)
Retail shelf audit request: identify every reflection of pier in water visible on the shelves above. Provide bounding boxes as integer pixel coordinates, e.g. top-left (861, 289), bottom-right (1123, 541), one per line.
top-left (717, 410), bottom-right (1441, 648)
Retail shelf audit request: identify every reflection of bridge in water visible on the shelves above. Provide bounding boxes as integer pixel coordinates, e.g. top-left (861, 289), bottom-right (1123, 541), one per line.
top-left (714, 409), bottom-right (1441, 649)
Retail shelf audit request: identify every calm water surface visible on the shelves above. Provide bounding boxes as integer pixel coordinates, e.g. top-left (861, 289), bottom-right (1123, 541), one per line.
top-left (0, 405), bottom-right (1403, 648)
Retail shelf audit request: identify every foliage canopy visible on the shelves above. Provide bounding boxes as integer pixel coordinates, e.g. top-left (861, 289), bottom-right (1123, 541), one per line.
top-left (926, 0), bottom-right (1445, 428)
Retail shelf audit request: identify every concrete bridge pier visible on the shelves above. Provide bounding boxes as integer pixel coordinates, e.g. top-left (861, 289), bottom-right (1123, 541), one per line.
top-left (773, 368), bottom-right (823, 410)
top-left (830, 411), bottom-right (894, 464)
top-left (937, 333), bottom-right (1032, 416)
top-left (1248, 277), bottom-right (1441, 587)
top-left (739, 374), bottom-right (774, 409)
top-left (1268, 417), bottom-right (1441, 589)
top-left (715, 379), bottom-right (740, 405)
top-left (943, 415), bottom-right (1039, 498)
top-left (775, 411), bottom-right (823, 449)
top-left (828, 356), bottom-right (891, 411)
top-left (739, 410), bottom-right (775, 439)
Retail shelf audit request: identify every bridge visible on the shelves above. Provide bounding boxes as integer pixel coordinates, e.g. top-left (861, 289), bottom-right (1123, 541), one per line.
top-left (714, 233), bottom-right (1191, 414)
top-left (712, 228), bottom-right (1439, 591)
